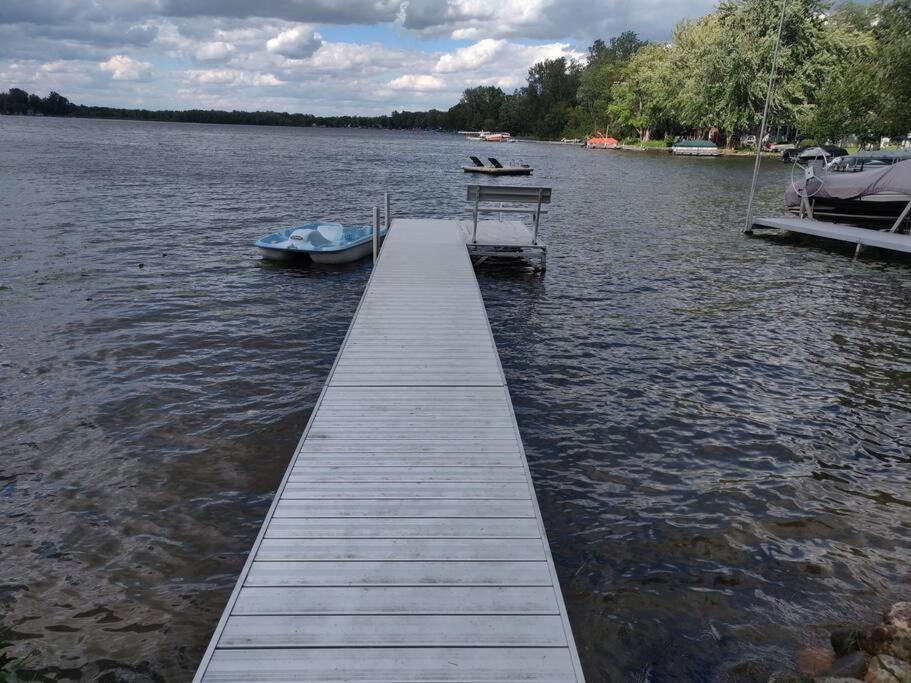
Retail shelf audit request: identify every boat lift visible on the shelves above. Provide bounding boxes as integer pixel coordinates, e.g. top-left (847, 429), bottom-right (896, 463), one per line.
top-left (744, 0), bottom-right (911, 257)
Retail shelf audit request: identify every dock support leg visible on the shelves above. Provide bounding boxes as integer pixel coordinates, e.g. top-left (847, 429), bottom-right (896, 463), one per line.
top-left (854, 242), bottom-right (864, 259)
top-left (372, 206), bottom-right (380, 263)
top-left (384, 192), bottom-right (391, 231)
top-left (888, 198), bottom-right (911, 233)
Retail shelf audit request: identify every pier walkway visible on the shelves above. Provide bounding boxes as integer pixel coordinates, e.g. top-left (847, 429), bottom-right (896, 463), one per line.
top-left (194, 219), bottom-right (584, 682)
top-left (752, 216), bottom-right (911, 254)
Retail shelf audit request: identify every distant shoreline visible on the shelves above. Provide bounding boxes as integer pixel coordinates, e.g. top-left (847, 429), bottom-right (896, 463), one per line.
top-left (0, 112), bottom-right (786, 156)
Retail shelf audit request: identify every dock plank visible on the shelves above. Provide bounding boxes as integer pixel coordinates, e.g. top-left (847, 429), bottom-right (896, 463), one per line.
top-left (264, 517), bottom-right (542, 538)
top-left (204, 648), bottom-right (578, 682)
top-left (194, 218), bottom-right (582, 682)
top-left (256, 537), bottom-right (546, 561)
top-left (281, 482), bottom-right (530, 499)
top-left (273, 499), bottom-right (535, 518)
top-left (218, 614), bottom-right (568, 648)
top-left (286, 466), bottom-right (529, 482)
top-left (245, 561), bottom-right (555, 587)
top-left (232, 586), bottom-right (561, 615)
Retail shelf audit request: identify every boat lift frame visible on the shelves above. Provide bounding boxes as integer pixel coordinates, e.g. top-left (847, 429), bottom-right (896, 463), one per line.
top-left (465, 185), bottom-right (551, 271)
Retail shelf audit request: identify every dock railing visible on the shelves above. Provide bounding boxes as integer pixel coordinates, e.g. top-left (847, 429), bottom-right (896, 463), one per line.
top-left (467, 185), bottom-right (552, 244)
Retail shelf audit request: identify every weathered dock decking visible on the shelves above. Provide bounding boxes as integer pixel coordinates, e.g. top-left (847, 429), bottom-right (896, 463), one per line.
top-left (751, 216), bottom-right (911, 254)
top-left (194, 218), bottom-right (583, 682)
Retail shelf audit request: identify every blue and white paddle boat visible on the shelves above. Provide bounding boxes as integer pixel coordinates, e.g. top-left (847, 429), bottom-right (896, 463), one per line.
top-left (255, 222), bottom-right (387, 264)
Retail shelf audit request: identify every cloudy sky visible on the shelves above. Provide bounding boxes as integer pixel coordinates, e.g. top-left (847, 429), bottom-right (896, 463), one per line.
top-left (0, 1), bottom-right (717, 115)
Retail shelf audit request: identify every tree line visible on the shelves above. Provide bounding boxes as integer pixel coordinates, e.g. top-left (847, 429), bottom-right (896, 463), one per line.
top-left (0, 87), bottom-right (418, 129)
top-left (446, 0), bottom-right (910, 146)
top-left (2, 0), bottom-right (908, 146)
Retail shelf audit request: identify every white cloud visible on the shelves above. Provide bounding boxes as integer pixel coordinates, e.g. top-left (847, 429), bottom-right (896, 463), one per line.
top-left (397, 0), bottom-right (718, 40)
top-left (434, 38), bottom-right (505, 73)
top-left (0, 0), bottom-right (720, 115)
top-left (98, 54), bottom-right (152, 81)
top-left (265, 26), bottom-right (322, 59)
top-left (0, 59), bottom-right (96, 90)
top-left (389, 73), bottom-right (444, 91)
top-left (185, 68), bottom-right (282, 86)
top-left (299, 42), bottom-right (424, 75)
top-left (194, 40), bottom-right (235, 61)
top-left (431, 38), bottom-right (582, 90)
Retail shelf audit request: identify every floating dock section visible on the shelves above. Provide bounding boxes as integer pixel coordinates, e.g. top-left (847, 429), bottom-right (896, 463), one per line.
top-left (194, 218), bottom-right (583, 682)
top-left (751, 216), bottom-right (911, 255)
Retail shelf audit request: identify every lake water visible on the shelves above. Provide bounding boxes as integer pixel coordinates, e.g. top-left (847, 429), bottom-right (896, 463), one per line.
top-left (0, 116), bottom-right (909, 682)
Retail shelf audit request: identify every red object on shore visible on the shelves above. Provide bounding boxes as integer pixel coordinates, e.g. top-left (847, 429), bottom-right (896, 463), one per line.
top-left (587, 133), bottom-right (620, 149)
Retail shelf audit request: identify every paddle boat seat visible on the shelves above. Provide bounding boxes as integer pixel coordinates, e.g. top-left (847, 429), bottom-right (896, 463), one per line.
top-left (283, 224), bottom-right (345, 249)
top-left (256, 221), bottom-right (385, 264)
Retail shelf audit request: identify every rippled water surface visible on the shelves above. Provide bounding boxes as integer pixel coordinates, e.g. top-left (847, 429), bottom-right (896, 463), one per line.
top-left (1, 117), bottom-right (909, 682)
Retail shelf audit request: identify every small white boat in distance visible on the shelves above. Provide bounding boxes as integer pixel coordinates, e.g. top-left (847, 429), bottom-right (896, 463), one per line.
top-left (255, 222), bottom-right (387, 264)
top-left (671, 139), bottom-right (719, 156)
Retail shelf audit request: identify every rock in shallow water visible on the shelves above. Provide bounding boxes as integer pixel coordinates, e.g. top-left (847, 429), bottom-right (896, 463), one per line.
top-left (719, 658), bottom-right (776, 682)
top-left (832, 628), bottom-right (864, 657)
top-left (864, 654), bottom-right (911, 683)
top-left (767, 669), bottom-right (813, 682)
top-left (887, 604), bottom-right (911, 632)
top-left (826, 652), bottom-right (868, 679)
top-left (798, 648), bottom-right (836, 677)
top-left (862, 604), bottom-right (911, 661)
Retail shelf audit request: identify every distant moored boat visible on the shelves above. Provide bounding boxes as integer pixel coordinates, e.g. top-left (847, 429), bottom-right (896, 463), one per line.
top-left (671, 139), bottom-right (719, 156)
top-left (586, 134), bottom-right (620, 149)
top-left (462, 156), bottom-right (533, 175)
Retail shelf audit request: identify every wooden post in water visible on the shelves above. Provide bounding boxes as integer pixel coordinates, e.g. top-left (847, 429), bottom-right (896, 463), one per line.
top-left (372, 206), bottom-right (380, 263)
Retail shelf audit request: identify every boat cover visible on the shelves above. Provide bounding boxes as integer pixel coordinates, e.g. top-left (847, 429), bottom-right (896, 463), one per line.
top-left (797, 145), bottom-right (848, 159)
top-left (786, 159), bottom-right (911, 207)
top-left (674, 139), bottom-right (716, 148)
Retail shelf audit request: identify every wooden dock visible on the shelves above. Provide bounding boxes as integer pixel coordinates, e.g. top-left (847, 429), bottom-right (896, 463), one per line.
top-left (751, 216), bottom-right (911, 254)
top-left (194, 218), bottom-right (583, 682)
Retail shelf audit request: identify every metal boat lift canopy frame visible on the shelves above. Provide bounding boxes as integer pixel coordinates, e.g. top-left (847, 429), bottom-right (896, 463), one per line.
top-left (467, 185), bottom-right (552, 245)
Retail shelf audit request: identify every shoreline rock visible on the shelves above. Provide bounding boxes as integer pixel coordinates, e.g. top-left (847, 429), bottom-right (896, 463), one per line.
top-left (862, 603), bottom-right (911, 662)
top-left (767, 603), bottom-right (911, 683)
top-left (865, 654), bottom-right (911, 683)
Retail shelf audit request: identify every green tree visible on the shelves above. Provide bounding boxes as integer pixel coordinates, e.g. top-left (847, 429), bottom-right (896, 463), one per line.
top-left (607, 43), bottom-right (679, 140)
top-left (448, 86), bottom-right (506, 130)
top-left (874, 0), bottom-right (911, 136)
top-left (576, 32), bottom-right (647, 135)
top-left (797, 2), bottom-right (879, 143)
top-left (5, 88), bottom-right (30, 113)
top-left (43, 91), bottom-right (74, 116)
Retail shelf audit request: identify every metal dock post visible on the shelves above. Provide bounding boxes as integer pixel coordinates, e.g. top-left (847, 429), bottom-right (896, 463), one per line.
top-left (372, 206), bottom-right (380, 263)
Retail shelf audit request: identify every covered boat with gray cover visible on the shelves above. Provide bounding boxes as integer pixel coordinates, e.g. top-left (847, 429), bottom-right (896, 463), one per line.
top-left (785, 159), bottom-right (911, 231)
